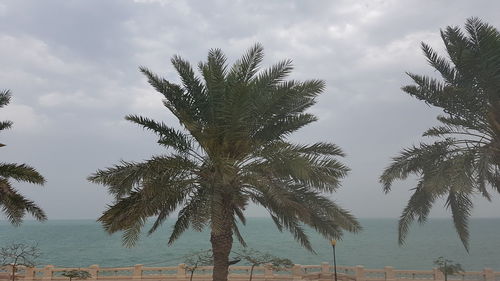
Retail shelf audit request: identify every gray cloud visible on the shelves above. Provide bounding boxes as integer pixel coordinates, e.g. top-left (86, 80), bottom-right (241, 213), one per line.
top-left (0, 0), bottom-right (499, 220)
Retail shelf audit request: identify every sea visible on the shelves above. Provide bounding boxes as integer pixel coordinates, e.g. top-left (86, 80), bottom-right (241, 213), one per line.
top-left (0, 218), bottom-right (498, 270)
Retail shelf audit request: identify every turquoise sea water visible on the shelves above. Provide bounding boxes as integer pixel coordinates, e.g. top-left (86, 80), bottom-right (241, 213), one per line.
top-left (0, 218), bottom-right (498, 270)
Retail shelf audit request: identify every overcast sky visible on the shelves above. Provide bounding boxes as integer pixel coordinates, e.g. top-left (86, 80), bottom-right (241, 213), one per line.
top-left (0, 0), bottom-right (499, 220)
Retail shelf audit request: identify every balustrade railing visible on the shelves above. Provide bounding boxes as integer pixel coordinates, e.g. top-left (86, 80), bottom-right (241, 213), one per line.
top-left (0, 263), bottom-right (497, 281)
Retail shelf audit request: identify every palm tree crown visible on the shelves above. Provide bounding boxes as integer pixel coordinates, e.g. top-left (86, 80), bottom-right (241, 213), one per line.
top-left (381, 18), bottom-right (500, 251)
top-left (0, 89), bottom-right (46, 224)
top-left (89, 44), bottom-right (360, 281)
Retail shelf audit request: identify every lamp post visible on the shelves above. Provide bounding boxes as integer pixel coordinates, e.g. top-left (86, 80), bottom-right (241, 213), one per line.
top-left (331, 239), bottom-right (337, 281)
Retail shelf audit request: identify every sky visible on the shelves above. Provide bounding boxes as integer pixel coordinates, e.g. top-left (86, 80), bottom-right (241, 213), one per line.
top-left (0, 0), bottom-right (499, 220)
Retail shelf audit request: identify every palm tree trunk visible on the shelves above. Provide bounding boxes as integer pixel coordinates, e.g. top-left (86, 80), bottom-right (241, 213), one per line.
top-left (210, 191), bottom-right (235, 281)
top-left (11, 265), bottom-right (16, 281)
top-left (210, 229), bottom-right (233, 281)
top-left (190, 270), bottom-right (195, 281)
top-left (249, 265), bottom-right (255, 281)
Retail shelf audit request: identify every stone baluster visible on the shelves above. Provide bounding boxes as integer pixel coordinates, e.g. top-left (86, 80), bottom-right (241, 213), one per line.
top-left (177, 264), bottom-right (186, 280)
top-left (292, 264), bottom-right (303, 281)
top-left (88, 265), bottom-right (99, 280)
top-left (42, 265), bottom-right (54, 281)
top-left (483, 268), bottom-right (494, 281)
top-left (24, 267), bottom-right (35, 281)
top-left (384, 266), bottom-right (395, 281)
top-left (321, 262), bottom-right (330, 278)
top-left (133, 264), bottom-right (143, 280)
top-left (355, 266), bottom-right (365, 281)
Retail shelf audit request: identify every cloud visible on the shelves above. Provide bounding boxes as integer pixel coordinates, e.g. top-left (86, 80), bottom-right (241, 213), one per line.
top-left (38, 91), bottom-right (102, 108)
top-left (0, 3), bottom-right (7, 16)
top-left (0, 35), bottom-right (89, 75)
top-left (358, 31), bottom-right (442, 70)
top-left (1, 0), bottom-right (499, 220)
top-left (0, 103), bottom-right (50, 134)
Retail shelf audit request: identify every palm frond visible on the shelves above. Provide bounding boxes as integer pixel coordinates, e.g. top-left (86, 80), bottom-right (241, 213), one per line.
top-left (168, 188), bottom-right (210, 244)
top-left (0, 121), bottom-right (12, 131)
top-left (254, 59), bottom-right (293, 89)
top-left (91, 44), bottom-right (357, 255)
top-left (88, 155), bottom-right (197, 199)
top-left (421, 42), bottom-right (456, 83)
top-left (397, 183), bottom-right (436, 245)
top-left (125, 115), bottom-right (193, 153)
top-left (0, 163), bottom-right (46, 185)
top-left (0, 179), bottom-right (47, 224)
top-left (446, 191), bottom-right (472, 252)
top-left (0, 90), bottom-right (11, 108)
top-left (229, 43), bottom-right (264, 83)
top-left (384, 18), bottom-right (500, 250)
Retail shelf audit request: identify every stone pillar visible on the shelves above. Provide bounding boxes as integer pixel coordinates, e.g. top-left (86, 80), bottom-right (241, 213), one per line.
top-left (177, 264), bottom-right (186, 280)
top-left (24, 267), bottom-right (35, 281)
top-left (321, 262), bottom-right (330, 278)
top-left (5, 265), bottom-right (14, 281)
top-left (355, 266), bottom-right (365, 281)
top-left (433, 268), bottom-right (444, 280)
top-left (385, 266), bottom-right (395, 281)
top-left (88, 265), bottom-right (99, 280)
top-left (42, 265), bottom-right (54, 281)
top-left (292, 264), bottom-right (303, 281)
top-left (133, 264), bottom-right (143, 280)
top-left (264, 264), bottom-right (274, 281)
top-left (483, 268), bottom-right (494, 281)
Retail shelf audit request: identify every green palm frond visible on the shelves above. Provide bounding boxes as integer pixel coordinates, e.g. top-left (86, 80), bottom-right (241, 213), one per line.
top-left (0, 163), bottom-right (46, 185)
top-left (0, 121), bottom-right (13, 131)
top-left (231, 218), bottom-right (247, 247)
top-left (122, 218), bottom-right (147, 248)
top-left (254, 114), bottom-right (318, 142)
top-left (0, 90), bottom-right (11, 108)
top-left (0, 90), bottom-right (13, 132)
top-left (88, 155), bottom-right (197, 199)
top-left (249, 191), bottom-right (313, 251)
top-left (0, 179), bottom-right (47, 225)
top-left (381, 141), bottom-right (451, 192)
top-left (397, 183), bottom-right (436, 245)
top-left (90, 44), bottom-right (357, 253)
top-left (382, 18), bottom-right (500, 250)
top-left (168, 188), bottom-right (210, 244)
top-left (446, 191), bottom-right (472, 251)
top-left (125, 115), bottom-right (193, 153)
top-left (228, 43), bottom-right (264, 83)
top-left (421, 43), bottom-right (457, 83)
top-left (254, 59), bottom-right (293, 89)
top-left (0, 90), bottom-right (46, 224)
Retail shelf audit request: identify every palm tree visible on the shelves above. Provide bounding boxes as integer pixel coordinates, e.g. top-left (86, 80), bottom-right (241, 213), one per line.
top-left (0, 90), bottom-right (46, 224)
top-left (88, 44), bottom-right (361, 281)
top-left (380, 18), bottom-right (500, 251)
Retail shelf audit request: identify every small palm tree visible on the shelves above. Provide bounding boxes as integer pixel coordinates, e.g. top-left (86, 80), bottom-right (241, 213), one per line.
top-left (61, 270), bottom-right (92, 281)
top-left (233, 248), bottom-right (293, 281)
top-left (0, 90), bottom-right (46, 224)
top-left (434, 257), bottom-right (464, 281)
top-left (183, 250), bottom-right (213, 281)
top-left (89, 44), bottom-right (360, 281)
top-left (381, 18), bottom-right (500, 250)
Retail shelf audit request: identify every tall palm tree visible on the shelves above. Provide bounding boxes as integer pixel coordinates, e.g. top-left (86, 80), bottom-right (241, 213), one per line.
top-left (381, 18), bottom-right (500, 251)
top-left (89, 44), bottom-right (360, 281)
top-left (0, 89), bottom-right (46, 224)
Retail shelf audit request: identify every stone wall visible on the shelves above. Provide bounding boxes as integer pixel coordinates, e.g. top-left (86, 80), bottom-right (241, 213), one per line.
top-left (1, 263), bottom-right (498, 281)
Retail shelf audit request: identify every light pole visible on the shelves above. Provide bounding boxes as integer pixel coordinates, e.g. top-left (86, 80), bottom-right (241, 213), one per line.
top-left (331, 239), bottom-right (337, 281)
